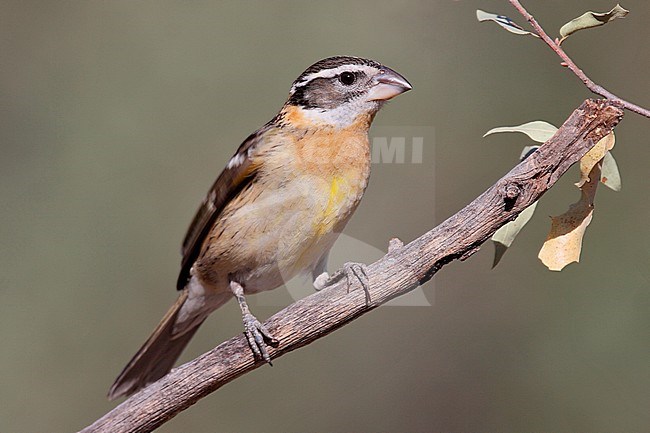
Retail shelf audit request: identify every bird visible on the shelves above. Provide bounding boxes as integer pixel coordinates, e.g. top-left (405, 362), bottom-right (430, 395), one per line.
top-left (108, 56), bottom-right (412, 400)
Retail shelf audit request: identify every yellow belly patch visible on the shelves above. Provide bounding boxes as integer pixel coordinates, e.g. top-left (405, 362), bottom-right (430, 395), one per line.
top-left (316, 176), bottom-right (347, 236)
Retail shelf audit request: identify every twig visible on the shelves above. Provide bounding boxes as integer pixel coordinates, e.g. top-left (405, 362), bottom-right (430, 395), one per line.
top-left (77, 99), bottom-right (623, 433)
top-left (508, 0), bottom-right (650, 118)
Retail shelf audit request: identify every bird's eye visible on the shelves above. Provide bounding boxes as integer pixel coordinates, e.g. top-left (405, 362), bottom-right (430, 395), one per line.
top-left (339, 71), bottom-right (356, 86)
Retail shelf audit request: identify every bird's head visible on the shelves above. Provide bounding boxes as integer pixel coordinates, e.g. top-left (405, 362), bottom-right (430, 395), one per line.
top-left (285, 56), bottom-right (412, 129)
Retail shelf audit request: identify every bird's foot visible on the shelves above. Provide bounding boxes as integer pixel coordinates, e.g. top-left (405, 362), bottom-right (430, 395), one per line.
top-left (231, 280), bottom-right (279, 364)
top-left (242, 312), bottom-right (279, 365)
top-left (318, 262), bottom-right (371, 305)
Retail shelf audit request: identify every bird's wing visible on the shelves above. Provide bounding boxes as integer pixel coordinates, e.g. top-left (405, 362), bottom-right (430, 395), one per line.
top-left (176, 121), bottom-right (275, 290)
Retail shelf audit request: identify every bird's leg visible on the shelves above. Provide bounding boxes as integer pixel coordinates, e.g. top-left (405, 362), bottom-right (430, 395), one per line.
top-left (316, 262), bottom-right (371, 305)
top-left (229, 280), bottom-right (278, 364)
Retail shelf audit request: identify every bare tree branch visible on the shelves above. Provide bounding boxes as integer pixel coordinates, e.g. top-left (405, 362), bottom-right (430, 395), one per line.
top-left (76, 99), bottom-right (623, 433)
top-left (508, 0), bottom-right (650, 118)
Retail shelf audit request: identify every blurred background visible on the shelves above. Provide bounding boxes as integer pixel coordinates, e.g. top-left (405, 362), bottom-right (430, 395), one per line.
top-left (1, 1), bottom-right (649, 432)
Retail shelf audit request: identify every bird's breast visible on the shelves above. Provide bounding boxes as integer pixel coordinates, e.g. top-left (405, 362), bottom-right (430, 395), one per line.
top-left (292, 125), bottom-right (371, 232)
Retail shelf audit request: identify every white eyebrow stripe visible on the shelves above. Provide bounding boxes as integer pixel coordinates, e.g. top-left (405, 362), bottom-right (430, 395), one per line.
top-left (290, 64), bottom-right (378, 92)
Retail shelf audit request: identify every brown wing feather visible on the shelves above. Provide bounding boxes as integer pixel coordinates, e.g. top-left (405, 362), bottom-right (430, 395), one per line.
top-left (176, 121), bottom-right (275, 290)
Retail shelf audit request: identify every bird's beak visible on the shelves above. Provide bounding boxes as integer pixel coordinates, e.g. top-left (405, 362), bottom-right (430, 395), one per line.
top-left (366, 66), bottom-right (412, 102)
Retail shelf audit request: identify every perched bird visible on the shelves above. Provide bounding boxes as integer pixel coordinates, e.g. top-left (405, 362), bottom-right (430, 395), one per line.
top-left (108, 56), bottom-right (411, 399)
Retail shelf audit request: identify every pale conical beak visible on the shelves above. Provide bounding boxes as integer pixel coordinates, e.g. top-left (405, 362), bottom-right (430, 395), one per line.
top-left (366, 66), bottom-right (412, 101)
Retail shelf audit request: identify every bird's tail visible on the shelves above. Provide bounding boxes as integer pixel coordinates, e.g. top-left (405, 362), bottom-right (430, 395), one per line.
top-left (107, 288), bottom-right (230, 400)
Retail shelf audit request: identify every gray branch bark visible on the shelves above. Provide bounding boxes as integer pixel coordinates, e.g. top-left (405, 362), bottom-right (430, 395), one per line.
top-left (78, 99), bottom-right (624, 433)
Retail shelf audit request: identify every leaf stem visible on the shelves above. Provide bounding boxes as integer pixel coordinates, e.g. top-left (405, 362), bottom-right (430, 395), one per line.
top-left (508, 0), bottom-right (650, 118)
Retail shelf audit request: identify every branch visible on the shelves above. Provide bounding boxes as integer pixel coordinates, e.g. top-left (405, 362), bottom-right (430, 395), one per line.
top-left (508, 0), bottom-right (650, 118)
top-left (78, 100), bottom-right (623, 433)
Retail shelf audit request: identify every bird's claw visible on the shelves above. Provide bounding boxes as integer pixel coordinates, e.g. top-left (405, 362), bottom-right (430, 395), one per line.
top-left (242, 313), bottom-right (278, 365)
top-left (329, 262), bottom-right (371, 305)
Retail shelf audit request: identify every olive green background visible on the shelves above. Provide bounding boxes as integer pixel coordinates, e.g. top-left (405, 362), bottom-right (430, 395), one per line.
top-left (1, 1), bottom-right (649, 432)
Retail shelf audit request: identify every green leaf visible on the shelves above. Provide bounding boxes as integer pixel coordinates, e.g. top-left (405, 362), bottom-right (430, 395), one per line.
top-left (600, 150), bottom-right (622, 191)
top-left (559, 4), bottom-right (629, 40)
top-left (476, 9), bottom-right (539, 37)
top-left (492, 201), bottom-right (539, 268)
top-left (484, 121), bottom-right (558, 143)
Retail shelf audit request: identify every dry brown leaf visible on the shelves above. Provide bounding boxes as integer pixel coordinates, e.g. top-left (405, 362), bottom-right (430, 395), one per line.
top-left (577, 132), bottom-right (615, 187)
top-left (539, 165), bottom-right (599, 270)
top-left (538, 133), bottom-right (614, 271)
